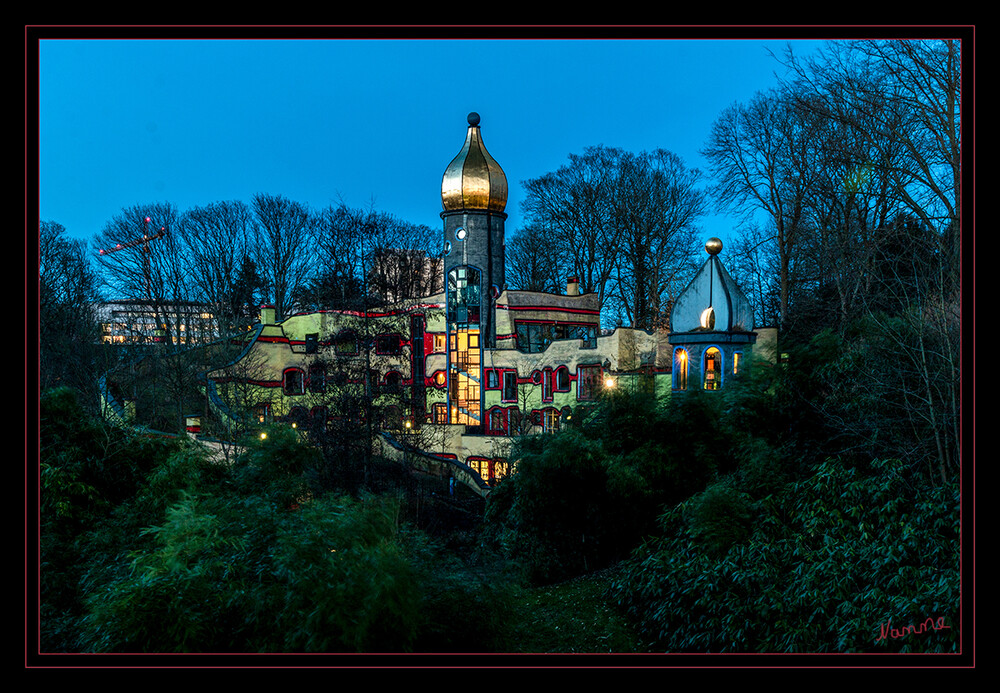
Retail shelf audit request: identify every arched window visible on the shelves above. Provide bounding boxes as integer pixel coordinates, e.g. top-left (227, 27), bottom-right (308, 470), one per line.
top-left (283, 368), bottom-right (305, 395)
top-left (555, 365), bottom-right (571, 392)
top-left (703, 347), bottom-right (722, 391)
top-left (487, 406), bottom-right (508, 436)
top-left (287, 406), bottom-right (308, 425)
top-left (384, 371), bottom-right (403, 393)
top-left (674, 349), bottom-right (689, 390)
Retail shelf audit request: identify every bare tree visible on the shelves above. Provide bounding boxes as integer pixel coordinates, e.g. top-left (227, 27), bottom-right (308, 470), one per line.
top-left (520, 146), bottom-right (622, 302)
top-left (702, 89), bottom-right (822, 329)
top-left (180, 200), bottom-right (257, 335)
top-left (92, 202), bottom-right (192, 343)
top-left (504, 224), bottom-right (564, 294)
top-left (38, 221), bottom-right (102, 403)
top-left (520, 146), bottom-right (705, 329)
top-left (607, 149), bottom-right (705, 330)
top-left (781, 39), bottom-right (961, 235)
top-left (250, 193), bottom-right (317, 321)
top-left (305, 202), bottom-right (440, 311)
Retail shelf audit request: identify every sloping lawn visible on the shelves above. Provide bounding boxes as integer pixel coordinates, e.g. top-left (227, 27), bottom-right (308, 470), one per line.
top-left (504, 565), bottom-right (651, 654)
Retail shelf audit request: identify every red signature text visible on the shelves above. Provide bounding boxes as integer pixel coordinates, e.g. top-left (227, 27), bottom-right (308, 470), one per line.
top-left (876, 616), bottom-right (950, 643)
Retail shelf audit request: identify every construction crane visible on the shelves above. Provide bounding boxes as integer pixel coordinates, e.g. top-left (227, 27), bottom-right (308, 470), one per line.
top-left (98, 216), bottom-right (167, 299)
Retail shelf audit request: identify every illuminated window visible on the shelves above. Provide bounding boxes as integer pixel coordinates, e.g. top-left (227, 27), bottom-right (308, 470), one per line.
top-left (733, 352), bottom-right (741, 375)
top-left (254, 404), bottom-right (272, 424)
top-left (467, 457), bottom-right (490, 483)
top-left (432, 402), bottom-right (448, 424)
top-left (704, 347), bottom-right (721, 391)
top-left (542, 408), bottom-right (560, 433)
top-left (493, 459), bottom-right (510, 482)
top-left (433, 334), bottom-right (446, 352)
top-left (674, 349), bottom-right (688, 390)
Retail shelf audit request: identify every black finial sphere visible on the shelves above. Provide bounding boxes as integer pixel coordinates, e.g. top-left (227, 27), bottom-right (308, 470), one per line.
top-left (467, 112), bottom-right (481, 126)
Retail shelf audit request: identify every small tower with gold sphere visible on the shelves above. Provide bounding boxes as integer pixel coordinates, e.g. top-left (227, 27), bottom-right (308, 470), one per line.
top-left (668, 238), bottom-right (757, 391)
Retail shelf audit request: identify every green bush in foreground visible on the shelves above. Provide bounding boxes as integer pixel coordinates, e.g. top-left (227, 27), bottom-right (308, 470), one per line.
top-left (79, 491), bottom-right (423, 653)
top-left (611, 458), bottom-right (960, 653)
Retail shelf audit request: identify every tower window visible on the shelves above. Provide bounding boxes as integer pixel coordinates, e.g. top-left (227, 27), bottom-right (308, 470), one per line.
top-left (674, 349), bottom-right (688, 390)
top-left (704, 347), bottom-right (722, 391)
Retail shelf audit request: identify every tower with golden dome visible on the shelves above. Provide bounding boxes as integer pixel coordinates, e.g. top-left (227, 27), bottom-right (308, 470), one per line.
top-left (440, 113), bottom-right (510, 425)
top-left (441, 113), bottom-right (508, 348)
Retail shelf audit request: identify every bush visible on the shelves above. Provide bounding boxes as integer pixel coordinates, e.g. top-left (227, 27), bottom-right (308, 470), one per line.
top-left (611, 458), bottom-right (960, 653)
top-left (484, 428), bottom-right (656, 585)
top-left (79, 493), bottom-right (425, 653)
top-left (682, 482), bottom-right (754, 556)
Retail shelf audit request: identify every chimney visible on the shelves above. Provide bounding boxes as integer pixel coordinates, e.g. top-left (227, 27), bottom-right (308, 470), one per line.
top-left (567, 276), bottom-right (580, 296)
top-left (260, 304), bottom-right (276, 325)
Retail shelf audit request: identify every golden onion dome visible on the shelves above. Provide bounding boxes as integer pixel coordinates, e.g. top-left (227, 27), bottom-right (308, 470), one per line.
top-left (441, 112), bottom-right (508, 214)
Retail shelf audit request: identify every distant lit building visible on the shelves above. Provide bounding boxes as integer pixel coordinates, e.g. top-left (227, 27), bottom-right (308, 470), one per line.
top-left (96, 299), bottom-right (217, 345)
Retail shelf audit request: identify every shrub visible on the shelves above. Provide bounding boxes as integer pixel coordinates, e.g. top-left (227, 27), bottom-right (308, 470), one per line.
top-left (79, 493), bottom-right (425, 653)
top-left (682, 482), bottom-right (754, 556)
top-left (484, 428), bottom-right (656, 585)
top-left (611, 458), bottom-right (960, 653)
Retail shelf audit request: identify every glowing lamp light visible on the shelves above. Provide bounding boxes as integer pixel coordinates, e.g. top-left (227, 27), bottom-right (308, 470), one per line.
top-left (259, 432), bottom-right (268, 440)
top-left (605, 378), bottom-right (616, 389)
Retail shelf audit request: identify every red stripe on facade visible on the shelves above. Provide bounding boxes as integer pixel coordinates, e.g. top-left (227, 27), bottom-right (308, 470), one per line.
top-left (498, 304), bottom-right (600, 315)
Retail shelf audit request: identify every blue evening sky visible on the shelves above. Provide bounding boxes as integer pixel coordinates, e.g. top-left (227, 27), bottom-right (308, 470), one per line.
top-left (38, 35), bottom-right (831, 248)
